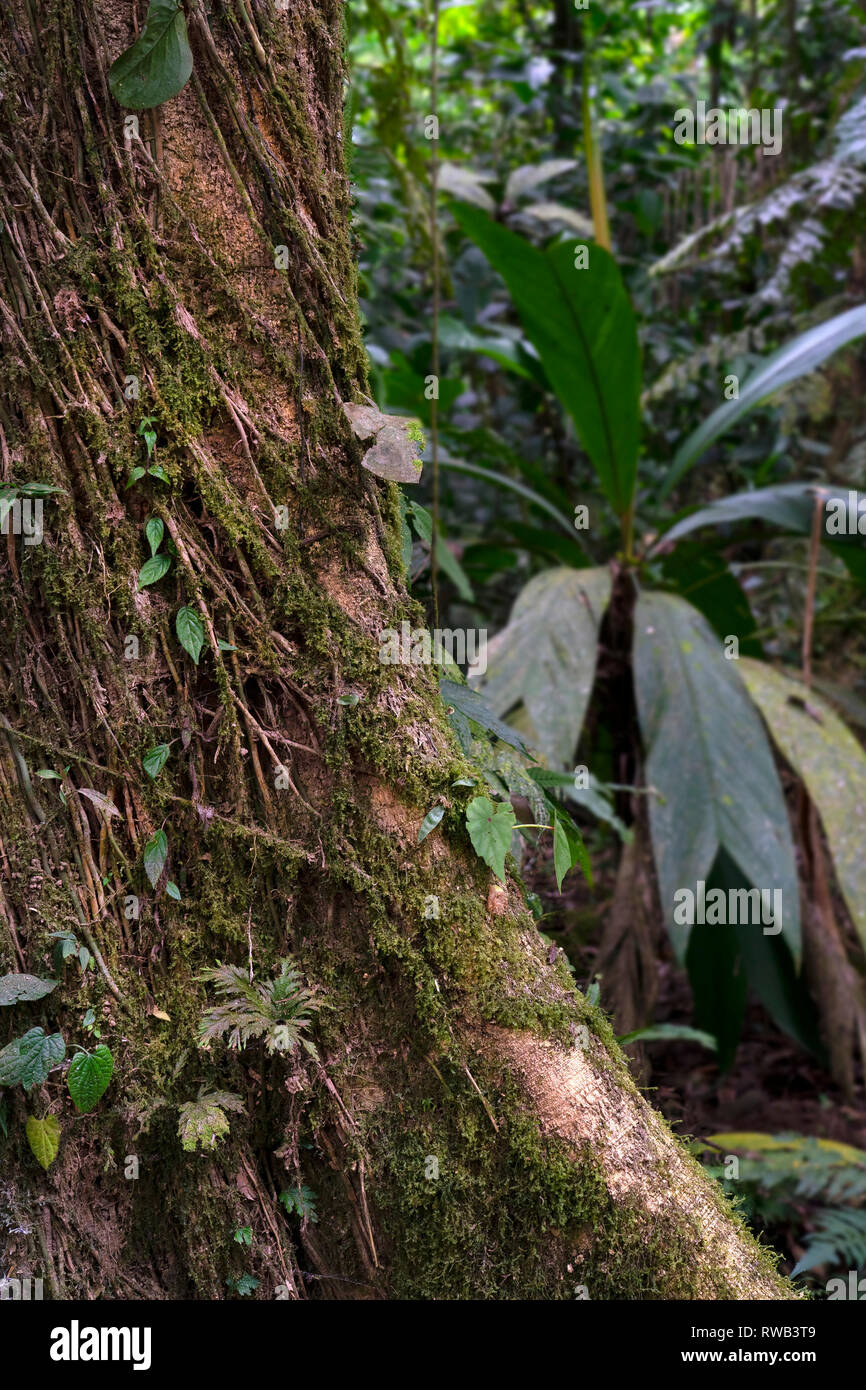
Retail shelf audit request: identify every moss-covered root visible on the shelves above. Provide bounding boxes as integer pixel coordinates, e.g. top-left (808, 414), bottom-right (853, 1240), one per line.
top-left (477, 1026), bottom-right (794, 1299)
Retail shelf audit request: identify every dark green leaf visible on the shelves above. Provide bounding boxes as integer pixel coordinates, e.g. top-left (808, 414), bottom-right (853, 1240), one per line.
top-left (143, 743), bottom-right (171, 779)
top-left (145, 517), bottom-right (164, 557)
top-left (108, 0), bottom-right (193, 111)
top-left (137, 554), bottom-right (171, 588)
top-left (176, 605), bottom-right (204, 664)
top-left (0, 973), bottom-right (57, 1006)
top-left (452, 206), bottom-right (641, 516)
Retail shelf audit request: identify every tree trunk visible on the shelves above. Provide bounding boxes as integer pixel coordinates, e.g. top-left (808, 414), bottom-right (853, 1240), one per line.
top-left (0, 0), bottom-right (795, 1301)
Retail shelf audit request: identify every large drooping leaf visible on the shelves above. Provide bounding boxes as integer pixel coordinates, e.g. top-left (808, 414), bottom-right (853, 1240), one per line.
top-left (0, 973), bottom-right (57, 1006)
top-left (739, 659), bottom-right (866, 953)
top-left (634, 592), bottom-right (800, 961)
top-left (662, 305), bottom-right (866, 495)
top-left (470, 567), bottom-right (612, 769)
top-left (108, 0), bottom-right (193, 111)
top-left (452, 206), bottom-right (641, 516)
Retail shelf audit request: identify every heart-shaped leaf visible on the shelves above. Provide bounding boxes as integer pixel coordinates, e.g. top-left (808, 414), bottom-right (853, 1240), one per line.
top-left (465, 796), bottom-right (516, 883)
top-left (67, 1045), bottom-right (114, 1113)
top-left (109, 0), bottom-right (193, 111)
top-left (176, 605), bottom-right (204, 664)
top-left (26, 1114), bottom-right (61, 1170)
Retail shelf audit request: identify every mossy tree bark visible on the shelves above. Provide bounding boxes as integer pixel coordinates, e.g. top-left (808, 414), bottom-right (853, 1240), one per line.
top-left (0, 0), bottom-right (794, 1300)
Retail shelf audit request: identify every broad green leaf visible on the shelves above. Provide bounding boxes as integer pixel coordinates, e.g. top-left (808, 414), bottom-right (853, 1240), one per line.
top-left (440, 679), bottom-right (530, 755)
top-left (662, 305), bottom-right (866, 495)
top-left (35, 769), bottom-right (62, 780)
top-left (145, 517), bottom-right (164, 556)
top-left (0, 973), bottom-right (57, 1006)
top-left (143, 743), bottom-right (171, 779)
top-left (166, 880), bottom-right (181, 901)
top-left (633, 592), bottom-right (799, 961)
top-left (67, 1045), bottom-right (114, 1113)
top-left (0, 1028), bottom-right (65, 1091)
top-left (137, 553), bottom-right (171, 588)
top-left (144, 829), bottom-right (168, 888)
top-left (148, 464), bottom-right (169, 483)
top-left (417, 804), bottom-right (445, 844)
top-left (26, 1114), bottom-right (61, 1170)
top-left (739, 659), bottom-right (866, 954)
top-left (176, 605), bottom-right (204, 664)
top-left (126, 467), bottom-right (147, 487)
top-left (452, 206), bottom-right (641, 516)
top-left (465, 796), bottom-right (516, 882)
top-left (552, 816), bottom-right (571, 892)
top-left (108, 0), bottom-right (193, 111)
top-left (470, 567), bottom-right (612, 769)
top-left (659, 482), bottom-right (820, 545)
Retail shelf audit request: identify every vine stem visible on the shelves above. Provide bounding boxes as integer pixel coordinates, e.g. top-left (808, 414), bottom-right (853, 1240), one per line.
top-left (430, 0), bottom-right (441, 631)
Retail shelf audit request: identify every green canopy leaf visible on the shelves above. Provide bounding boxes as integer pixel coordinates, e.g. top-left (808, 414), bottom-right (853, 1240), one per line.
top-left (452, 205), bottom-right (641, 516)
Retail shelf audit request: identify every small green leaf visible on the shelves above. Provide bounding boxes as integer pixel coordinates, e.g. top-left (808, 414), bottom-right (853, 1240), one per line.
top-left (143, 743), bottom-right (171, 779)
top-left (465, 796), bottom-right (516, 882)
top-left (552, 812), bottom-right (593, 891)
top-left (67, 1045), bottom-right (114, 1113)
top-left (417, 804), bottom-right (445, 844)
top-left (137, 553), bottom-right (171, 588)
top-left (176, 605), bottom-right (204, 664)
top-left (234, 1226), bottom-right (252, 1246)
top-left (144, 829), bottom-right (168, 888)
top-left (26, 1115), bottom-right (61, 1170)
top-left (451, 777), bottom-right (477, 788)
top-left (126, 467), bottom-right (147, 488)
top-left (145, 517), bottom-right (164, 556)
top-left (108, 0), bottom-right (194, 111)
top-left (228, 1273), bottom-right (259, 1297)
top-left (166, 880), bottom-right (181, 901)
top-left (337, 693), bottom-right (360, 707)
top-left (217, 638), bottom-right (237, 652)
top-left (35, 769), bottom-right (62, 780)
top-left (148, 464), bottom-right (169, 483)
